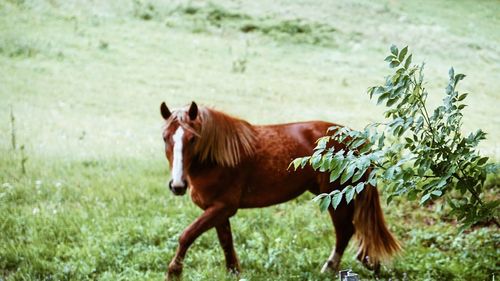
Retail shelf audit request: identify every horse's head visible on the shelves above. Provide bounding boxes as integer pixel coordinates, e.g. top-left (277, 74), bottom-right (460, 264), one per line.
top-left (160, 101), bottom-right (200, 196)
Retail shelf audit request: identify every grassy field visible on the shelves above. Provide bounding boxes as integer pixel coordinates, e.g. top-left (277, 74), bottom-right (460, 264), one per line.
top-left (1, 0), bottom-right (499, 280)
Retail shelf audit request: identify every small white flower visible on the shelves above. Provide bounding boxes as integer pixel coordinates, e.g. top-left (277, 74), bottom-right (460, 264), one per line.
top-left (32, 207), bottom-right (40, 214)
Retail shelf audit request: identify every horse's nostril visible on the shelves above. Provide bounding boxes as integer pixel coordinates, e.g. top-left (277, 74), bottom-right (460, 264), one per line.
top-left (169, 179), bottom-right (187, 195)
top-left (173, 186), bottom-right (186, 195)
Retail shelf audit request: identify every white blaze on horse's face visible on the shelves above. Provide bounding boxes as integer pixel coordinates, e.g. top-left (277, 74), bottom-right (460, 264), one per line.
top-left (171, 126), bottom-right (185, 187)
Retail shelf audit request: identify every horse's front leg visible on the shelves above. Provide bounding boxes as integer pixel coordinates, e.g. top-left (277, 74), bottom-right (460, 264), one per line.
top-left (166, 204), bottom-right (236, 281)
top-left (216, 219), bottom-right (240, 274)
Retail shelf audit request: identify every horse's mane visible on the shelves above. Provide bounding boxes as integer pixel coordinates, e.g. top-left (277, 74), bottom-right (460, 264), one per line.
top-left (168, 106), bottom-right (256, 167)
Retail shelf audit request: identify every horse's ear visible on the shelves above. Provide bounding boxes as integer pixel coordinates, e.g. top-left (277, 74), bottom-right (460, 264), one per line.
top-left (160, 102), bottom-right (171, 120)
top-left (188, 101), bottom-right (198, 120)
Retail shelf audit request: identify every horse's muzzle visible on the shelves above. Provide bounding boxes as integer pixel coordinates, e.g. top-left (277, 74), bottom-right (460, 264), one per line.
top-left (169, 179), bottom-right (188, 196)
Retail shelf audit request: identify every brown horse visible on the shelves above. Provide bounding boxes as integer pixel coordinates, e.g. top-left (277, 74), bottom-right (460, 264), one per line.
top-left (160, 101), bottom-right (400, 280)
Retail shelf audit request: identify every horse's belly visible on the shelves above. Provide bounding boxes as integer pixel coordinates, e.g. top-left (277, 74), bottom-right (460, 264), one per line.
top-left (239, 171), bottom-right (316, 208)
top-left (239, 189), bottom-right (307, 208)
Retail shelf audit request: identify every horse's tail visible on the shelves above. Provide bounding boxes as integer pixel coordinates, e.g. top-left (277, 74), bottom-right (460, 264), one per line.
top-left (353, 183), bottom-right (400, 265)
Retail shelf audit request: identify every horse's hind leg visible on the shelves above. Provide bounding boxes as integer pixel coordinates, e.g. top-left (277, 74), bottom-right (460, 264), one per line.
top-left (321, 202), bottom-right (355, 274)
top-left (216, 219), bottom-right (240, 274)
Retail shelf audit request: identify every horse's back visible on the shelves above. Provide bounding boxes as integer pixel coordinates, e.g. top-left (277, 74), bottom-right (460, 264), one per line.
top-left (256, 120), bottom-right (338, 157)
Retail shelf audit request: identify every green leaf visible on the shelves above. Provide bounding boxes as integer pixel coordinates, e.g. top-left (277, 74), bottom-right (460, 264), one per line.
top-left (359, 143), bottom-right (371, 154)
top-left (351, 166), bottom-right (367, 182)
top-left (328, 153), bottom-right (342, 171)
top-left (387, 194), bottom-right (394, 204)
top-left (386, 97), bottom-right (399, 107)
top-left (404, 54), bottom-right (412, 69)
top-left (368, 177), bottom-right (377, 187)
top-left (340, 164), bottom-right (356, 184)
top-left (389, 60), bottom-right (400, 68)
top-left (420, 193), bottom-right (431, 205)
top-left (329, 160), bottom-right (345, 183)
top-left (457, 93), bottom-right (468, 101)
top-left (319, 155), bottom-right (330, 172)
top-left (355, 182), bottom-right (365, 193)
top-left (398, 46), bottom-right (408, 61)
top-left (290, 157), bottom-right (303, 170)
top-left (328, 125), bottom-right (340, 132)
top-left (349, 138), bottom-right (365, 150)
top-left (377, 92), bottom-right (390, 105)
top-left (384, 55), bottom-right (395, 62)
top-left (454, 73), bottom-right (466, 83)
top-left (390, 44), bottom-right (398, 56)
top-left (449, 67), bottom-right (455, 79)
top-left (315, 136), bottom-right (329, 150)
top-left (431, 190), bottom-right (443, 197)
top-left (457, 180), bottom-right (468, 194)
top-left (319, 195), bottom-right (331, 212)
top-left (312, 193), bottom-right (328, 202)
top-left (445, 84), bottom-right (453, 95)
top-left (345, 186), bottom-right (355, 203)
top-left (311, 154), bottom-right (322, 170)
top-left (477, 157), bottom-right (489, 165)
top-left (384, 166), bottom-right (396, 180)
top-left (378, 133), bottom-right (385, 148)
top-left (331, 191), bottom-right (343, 209)
top-left (301, 157), bottom-right (309, 168)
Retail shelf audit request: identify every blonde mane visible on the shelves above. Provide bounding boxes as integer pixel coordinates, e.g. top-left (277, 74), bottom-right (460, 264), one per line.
top-left (167, 107), bottom-right (256, 167)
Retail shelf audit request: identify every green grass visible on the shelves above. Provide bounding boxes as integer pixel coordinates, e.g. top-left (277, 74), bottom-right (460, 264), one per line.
top-left (1, 150), bottom-right (499, 280)
top-left (1, 0), bottom-right (499, 280)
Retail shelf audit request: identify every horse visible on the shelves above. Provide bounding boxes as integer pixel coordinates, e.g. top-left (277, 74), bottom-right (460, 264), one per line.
top-left (160, 101), bottom-right (400, 280)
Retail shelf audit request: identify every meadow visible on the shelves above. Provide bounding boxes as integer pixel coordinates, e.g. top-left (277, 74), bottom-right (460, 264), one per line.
top-left (0, 0), bottom-right (499, 280)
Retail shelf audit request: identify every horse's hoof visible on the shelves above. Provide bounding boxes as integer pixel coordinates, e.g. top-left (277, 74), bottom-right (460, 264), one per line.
top-left (357, 255), bottom-right (381, 276)
top-left (166, 262), bottom-right (183, 281)
top-left (165, 272), bottom-right (182, 281)
top-left (228, 267), bottom-right (241, 276)
top-left (373, 262), bottom-right (381, 278)
top-left (320, 262), bottom-right (329, 273)
top-left (320, 260), bottom-right (338, 274)
top-left (225, 260), bottom-right (241, 275)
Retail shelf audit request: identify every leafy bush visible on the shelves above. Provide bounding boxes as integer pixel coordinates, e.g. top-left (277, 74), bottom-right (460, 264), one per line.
top-left (292, 45), bottom-right (499, 229)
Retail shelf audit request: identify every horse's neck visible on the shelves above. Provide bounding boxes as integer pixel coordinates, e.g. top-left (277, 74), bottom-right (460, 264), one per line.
top-left (187, 158), bottom-right (218, 177)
